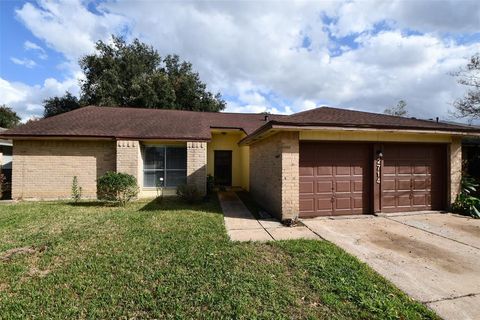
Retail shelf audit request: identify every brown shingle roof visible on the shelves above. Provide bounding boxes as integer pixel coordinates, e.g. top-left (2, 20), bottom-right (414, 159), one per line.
top-left (2, 106), bottom-right (479, 141)
top-left (270, 107), bottom-right (480, 132)
top-left (1, 106), bottom-right (284, 140)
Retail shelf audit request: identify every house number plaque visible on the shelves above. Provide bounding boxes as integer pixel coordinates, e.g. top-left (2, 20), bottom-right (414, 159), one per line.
top-left (376, 157), bottom-right (382, 184)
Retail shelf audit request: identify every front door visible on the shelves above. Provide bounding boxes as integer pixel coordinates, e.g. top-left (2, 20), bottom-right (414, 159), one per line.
top-left (214, 150), bottom-right (232, 186)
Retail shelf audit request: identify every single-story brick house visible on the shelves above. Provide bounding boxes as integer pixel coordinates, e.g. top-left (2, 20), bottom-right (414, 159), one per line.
top-left (2, 106), bottom-right (480, 220)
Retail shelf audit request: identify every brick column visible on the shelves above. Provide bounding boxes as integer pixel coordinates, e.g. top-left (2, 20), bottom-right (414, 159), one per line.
top-left (249, 132), bottom-right (299, 221)
top-left (280, 132), bottom-right (299, 220)
top-left (116, 140), bottom-right (140, 180)
top-left (449, 137), bottom-right (462, 206)
top-left (187, 142), bottom-right (207, 196)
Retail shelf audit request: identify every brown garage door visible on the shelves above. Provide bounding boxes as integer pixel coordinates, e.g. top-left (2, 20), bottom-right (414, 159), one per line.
top-left (299, 142), bottom-right (371, 217)
top-left (381, 144), bottom-right (446, 212)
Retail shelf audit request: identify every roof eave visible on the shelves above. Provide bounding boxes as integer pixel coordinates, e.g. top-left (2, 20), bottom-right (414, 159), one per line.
top-left (239, 122), bottom-right (480, 146)
top-left (238, 122), bottom-right (273, 145)
top-left (0, 134), bottom-right (211, 142)
top-left (272, 123), bottom-right (480, 134)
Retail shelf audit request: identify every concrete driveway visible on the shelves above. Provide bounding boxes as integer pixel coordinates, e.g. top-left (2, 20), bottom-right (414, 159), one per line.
top-left (302, 213), bottom-right (480, 320)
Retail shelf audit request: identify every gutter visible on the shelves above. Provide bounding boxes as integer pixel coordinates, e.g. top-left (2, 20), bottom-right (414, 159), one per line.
top-left (0, 134), bottom-right (211, 142)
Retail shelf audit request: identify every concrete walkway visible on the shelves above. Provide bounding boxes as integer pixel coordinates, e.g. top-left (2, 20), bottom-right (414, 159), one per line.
top-left (218, 191), bottom-right (319, 241)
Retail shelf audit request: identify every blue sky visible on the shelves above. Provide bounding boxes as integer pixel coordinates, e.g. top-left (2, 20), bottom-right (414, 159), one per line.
top-left (1, 0), bottom-right (479, 121)
top-left (1, 2), bottom-right (69, 86)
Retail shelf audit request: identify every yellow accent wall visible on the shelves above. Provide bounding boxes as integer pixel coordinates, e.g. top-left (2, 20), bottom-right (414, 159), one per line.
top-left (240, 138), bottom-right (250, 190)
top-left (299, 130), bottom-right (453, 143)
top-left (207, 131), bottom-right (249, 190)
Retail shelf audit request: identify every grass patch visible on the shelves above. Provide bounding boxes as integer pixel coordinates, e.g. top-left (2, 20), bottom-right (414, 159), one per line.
top-left (0, 198), bottom-right (437, 319)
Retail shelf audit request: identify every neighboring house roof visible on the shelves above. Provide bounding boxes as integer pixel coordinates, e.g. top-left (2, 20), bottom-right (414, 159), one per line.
top-left (0, 127), bottom-right (12, 146)
top-left (2, 106), bottom-right (480, 142)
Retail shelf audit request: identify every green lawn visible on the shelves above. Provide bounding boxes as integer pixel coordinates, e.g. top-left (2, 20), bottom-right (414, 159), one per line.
top-left (0, 197), bottom-right (437, 319)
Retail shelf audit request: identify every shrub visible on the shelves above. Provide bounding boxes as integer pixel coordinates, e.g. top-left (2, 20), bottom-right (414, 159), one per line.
top-left (97, 171), bottom-right (139, 206)
top-left (176, 184), bottom-right (202, 204)
top-left (452, 176), bottom-right (480, 218)
top-left (71, 176), bottom-right (82, 203)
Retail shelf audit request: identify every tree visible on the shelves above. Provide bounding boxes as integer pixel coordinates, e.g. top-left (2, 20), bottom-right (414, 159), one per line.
top-left (453, 54), bottom-right (480, 119)
top-left (79, 36), bottom-right (225, 112)
top-left (43, 92), bottom-right (81, 118)
top-left (0, 105), bottom-right (21, 128)
top-left (384, 100), bottom-right (408, 117)
top-left (25, 117), bottom-right (41, 125)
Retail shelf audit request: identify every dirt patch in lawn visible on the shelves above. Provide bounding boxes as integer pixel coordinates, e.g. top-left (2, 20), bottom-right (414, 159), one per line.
top-left (1, 245), bottom-right (51, 281)
top-left (0, 282), bottom-right (8, 291)
top-left (0, 245), bottom-right (47, 262)
top-left (27, 266), bottom-right (50, 278)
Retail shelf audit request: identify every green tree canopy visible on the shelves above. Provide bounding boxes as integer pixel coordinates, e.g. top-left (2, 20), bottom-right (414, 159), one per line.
top-left (384, 100), bottom-right (408, 117)
top-left (43, 91), bottom-right (81, 118)
top-left (79, 36), bottom-right (225, 112)
top-left (453, 54), bottom-right (480, 119)
top-left (0, 105), bottom-right (21, 128)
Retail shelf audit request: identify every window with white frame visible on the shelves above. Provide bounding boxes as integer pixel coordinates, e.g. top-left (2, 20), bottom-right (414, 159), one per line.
top-left (143, 146), bottom-right (187, 188)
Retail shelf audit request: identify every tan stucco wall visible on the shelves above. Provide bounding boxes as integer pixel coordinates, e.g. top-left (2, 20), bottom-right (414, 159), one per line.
top-left (207, 132), bottom-right (249, 190)
top-left (250, 132), bottom-right (299, 220)
top-left (240, 141), bottom-right (249, 190)
top-left (12, 140), bottom-right (115, 199)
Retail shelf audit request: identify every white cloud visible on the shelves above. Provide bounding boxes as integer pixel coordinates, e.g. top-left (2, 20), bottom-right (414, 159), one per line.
top-left (24, 40), bottom-right (47, 59)
top-left (6, 0), bottom-right (480, 122)
top-left (99, 1), bottom-right (479, 120)
top-left (0, 76), bottom-right (80, 121)
top-left (329, 0), bottom-right (480, 36)
top-left (10, 57), bottom-right (37, 68)
top-left (15, 0), bottom-right (128, 61)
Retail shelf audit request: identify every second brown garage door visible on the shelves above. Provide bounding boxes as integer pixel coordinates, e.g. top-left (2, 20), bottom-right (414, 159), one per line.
top-left (381, 144), bottom-right (446, 212)
top-left (299, 142), bottom-right (371, 217)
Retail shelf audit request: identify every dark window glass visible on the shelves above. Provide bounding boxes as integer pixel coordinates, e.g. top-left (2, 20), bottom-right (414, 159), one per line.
top-left (144, 147), bottom-right (165, 170)
top-left (143, 146), bottom-right (187, 188)
top-left (166, 148), bottom-right (187, 169)
top-left (143, 171), bottom-right (165, 188)
top-left (166, 171), bottom-right (187, 187)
